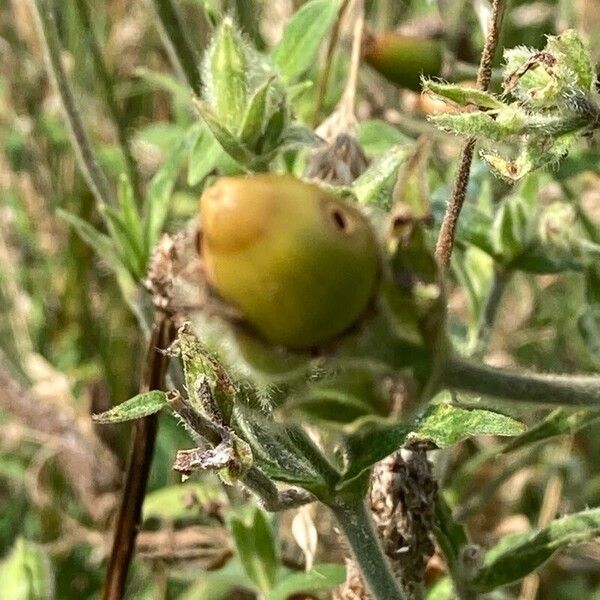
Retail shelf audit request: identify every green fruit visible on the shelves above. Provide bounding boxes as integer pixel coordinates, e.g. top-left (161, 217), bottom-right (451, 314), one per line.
top-left (362, 33), bottom-right (443, 91)
top-left (200, 174), bottom-right (379, 349)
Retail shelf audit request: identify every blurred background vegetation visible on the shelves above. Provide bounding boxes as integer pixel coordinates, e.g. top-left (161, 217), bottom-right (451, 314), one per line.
top-left (1, 0), bottom-right (600, 598)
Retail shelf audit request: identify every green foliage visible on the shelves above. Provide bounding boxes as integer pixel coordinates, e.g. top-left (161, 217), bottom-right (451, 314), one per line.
top-left (0, 538), bottom-right (54, 600)
top-left (271, 0), bottom-right (339, 83)
top-left (4, 1), bottom-right (600, 599)
top-left (343, 401), bottom-right (523, 482)
top-left (92, 391), bottom-right (168, 423)
top-left (424, 30), bottom-right (600, 182)
top-left (142, 481), bottom-right (227, 522)
top-left (266, 564), bottom-right (346, 600)
top-left (472, 508), bottom-right (600, 592)
top-left (229, 508), bottom-right (278, 594)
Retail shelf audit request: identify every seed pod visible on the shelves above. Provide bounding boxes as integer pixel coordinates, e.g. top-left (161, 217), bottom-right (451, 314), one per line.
top-left (362, 33), bottom-right (443, 91)
top-left (200, 174), bottom-right (380, 349)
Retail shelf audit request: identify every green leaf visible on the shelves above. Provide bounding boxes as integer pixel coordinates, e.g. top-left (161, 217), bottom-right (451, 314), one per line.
top-left (266, 564), bottom-right (346, 600)
top-left (411, 402), bottom-right (525, 447)
top-left (144, 126), bottom-right (197, 248)
top-left (239, 77), bottom-right (276, 147)
top-left (344, 402), bottom-right (523, 482)
top-left (117, 175), bottom-right (144, 256)
top-left (92, 390), bottom-right (167, 423)
top-left (135, 67), bottom-right (193, 107)
top-left (284, 394), bottom-right (374, 424)
top-left (426, 577), bottom-right (455, 600)
top-left (473, 507), bottom-right (600, 592)
top-left (177, 559), bottom-right (253, 600)
top-left (57, 209), bottom-right (122, 273)
top-left (434, 494), bottom-right (469, 578)
top-left (282, 369), bottom-right (390, 425)
top-left (491, 195), bottom-right (529, 264)
top-left (135, 122), bottom-right (188, 152)
top-left (343, 418), bottom-right (410, 482)
top-left (142, 481), bottom-right (227, 522)
top-left (502, 408), bottom-right (600, 453)
top-left (233, 407), bottom-right (329, 491)
top-left (230, 508), bottom-right (278, 594)
top-left (208, 18), bottom-right (248, 131)
top-left (100, 205), bottom-right (145, 279)
top-left (357, 119), bottom-right (411, 157)
top-left (275, 124), bottom-right (321, 150)
top-left (188, 126), bottom-right (242, 186)
top-left (175, 323), bottom-right (237, 424)
top-left (423, 80), bottom-right (505, 109)
top-left (432, 111), bottom-right (509, 141)
top-left (546, 29), bottom-right (595, 92)
top-left (352, 145), bottom-right (408, 209)
top-left (193, 99), bottom-right (254, 165)
top-left (510, 243), bottom-right (584, 274)
top-left (0, 538), bottom-right (54, 600)
top-left (271, 0), bottom-right (339, 83)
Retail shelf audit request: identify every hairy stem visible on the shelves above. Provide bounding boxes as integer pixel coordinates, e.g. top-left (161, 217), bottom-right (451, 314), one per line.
top-left (168, 390), bottom-right (315, 511)
top-left (442, 356), bottom-right (600, 406)
top-left (29, 0), bottom-right (113, 208)
top-left (435, 0), bottom-right (507, 267)
top-left (329, 498), bottom-right (405, 600)
top-left (151, 0), bottom-right (203, 96)
top-left (472, 268), bottom-right (512, 357)
top-left (73, 0), bottom-right (143, 205)
top-left (242, 467), bottom-right (316, 511)
top-left (102, 315), bottom-right (175, 600)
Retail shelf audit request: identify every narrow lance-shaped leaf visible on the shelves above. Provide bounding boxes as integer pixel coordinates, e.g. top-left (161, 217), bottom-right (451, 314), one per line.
top-left (135, 67), bottom-right (194, 107)
top-left (473, 507), bottom-right (600, 592)
top-left (502, 408), bottom-right (600, 453)
top-left (100, 204), bottom-right (146, 279)
top-left (423, 80), bottom-right (505, 109)
top-left (117, 174), bottom-right (144, 258)
top-left (271, 0), bottom-right (339, 82)
top-left (188, 126), bottom-right (242, 186)
top-left (229, 508), bottom-right (278, 594)
top-left (92, 390), bottom-right (167, 423)
top-left (144, 125), bottom-right (199, 248)
top-left (209, 18), bottom-right (248, 131)
top-left (352, 145), bottom-right (408, 209)
top-left (193, 99), bottom-right (254, 166)
top-left (238, 77), bottom-right (276, 148)
top-left (57, 209), bottom-right (122, 273)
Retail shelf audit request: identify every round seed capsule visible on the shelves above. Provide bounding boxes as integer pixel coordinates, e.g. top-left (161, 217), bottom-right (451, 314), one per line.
top-left (200, 174), bottom-right (379, 349)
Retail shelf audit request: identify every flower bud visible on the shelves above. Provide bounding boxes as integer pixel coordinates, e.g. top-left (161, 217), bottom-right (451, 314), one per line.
top-left (205, 18), bottom-right (248, 131)
top-left (199, 174), bottom-right (380, 349)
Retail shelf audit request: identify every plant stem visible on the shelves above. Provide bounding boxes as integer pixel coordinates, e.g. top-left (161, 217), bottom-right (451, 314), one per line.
top-left (102, 314), bottom-right (175, 600)
top-left (472, 268), bottom-right (511, 358)
top-left (435, 0), bottom-right (507, 268)
top-left (329, 498), bottom-right (405, 600)
top-left (167, 390), bottom-right (316, 511)
top-left (73, 0), bottom-right (143, 206)
top-left (30, 0), bottom-right (113, 208)
top-left (312, 0), bottom-right (350, 126)
top-left (242, 467), bottom-right (316, 511)
top-left (442, 356), bottom-right (600, 406)
top-left (151, 0), bottom-right (203, 96)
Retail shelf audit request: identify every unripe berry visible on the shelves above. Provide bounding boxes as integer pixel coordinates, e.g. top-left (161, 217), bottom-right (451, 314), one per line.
top-left (200, 174), bottom-right (379, 349)
top-left (362, 33), bottom-right (443, 91)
